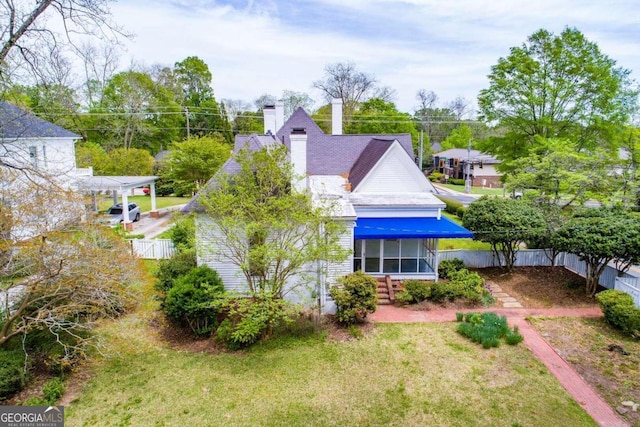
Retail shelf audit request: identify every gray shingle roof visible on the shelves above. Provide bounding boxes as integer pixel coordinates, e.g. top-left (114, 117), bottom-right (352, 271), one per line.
top-left (0, 101), bottom-right (80, 139)
top-left (434, 148), bottom-right (498, 164)
top-left (277, 108), bottom-right (414, 175)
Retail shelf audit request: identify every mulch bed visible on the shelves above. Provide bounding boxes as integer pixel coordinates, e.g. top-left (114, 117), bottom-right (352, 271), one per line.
top-left (477, 266), bottom-right (602, 308)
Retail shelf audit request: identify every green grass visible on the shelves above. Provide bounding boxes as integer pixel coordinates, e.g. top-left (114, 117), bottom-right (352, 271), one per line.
top-left (437, 183), bottom-right (505, 196)
top-left (65, 307), bottom-right (595, 426)
top-left (97, 196), bottom-right (190, 213)
top-left (439, 212), bottom-right (491, 250)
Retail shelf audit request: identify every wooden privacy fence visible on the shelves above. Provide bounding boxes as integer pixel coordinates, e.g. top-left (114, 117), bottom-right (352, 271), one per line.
top-left (128, 239), bottom-right (176, 260)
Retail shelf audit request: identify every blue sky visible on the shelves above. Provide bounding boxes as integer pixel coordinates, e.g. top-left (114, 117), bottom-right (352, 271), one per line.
top-left (112, 0), bottom-right (640, 114)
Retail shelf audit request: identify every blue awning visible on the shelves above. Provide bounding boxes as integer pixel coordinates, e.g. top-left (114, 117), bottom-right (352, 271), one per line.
top-left (354, 217), bottom-right (473, 239)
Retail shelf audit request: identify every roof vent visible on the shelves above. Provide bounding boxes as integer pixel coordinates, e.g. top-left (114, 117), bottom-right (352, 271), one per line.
top-left (291, 127), bottom-right (306, 135)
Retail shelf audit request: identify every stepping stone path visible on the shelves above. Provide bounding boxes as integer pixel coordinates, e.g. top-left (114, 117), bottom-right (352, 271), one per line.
top-left (486, 281), bottom-right (523, 308)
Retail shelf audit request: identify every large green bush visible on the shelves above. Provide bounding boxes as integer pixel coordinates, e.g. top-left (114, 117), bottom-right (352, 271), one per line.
top-left (400, 280), bottom-right (431, 303)
top-left (431, 269), bottom-right (486, 304)
top-left (154, 249), bottom-right (197, 293)
top-left (438, 258), bottom-right (465, 279)
top-left (330, 271), bottom-right (378, 325)
top-left (170, 215), bottom-right (195, 251)
top-left (163, 266), bottom-right (226, 336)
top-left (437, 196), bottom-right (465, 217)
top-left (216, 296), bottom-right (294, 349)
top-left (596, 290), bottom-right (640, 337)
top-left (0, 350), bottom-right (27, 401)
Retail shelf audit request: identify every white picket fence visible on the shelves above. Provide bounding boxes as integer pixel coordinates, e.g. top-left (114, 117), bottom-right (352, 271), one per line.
top-left (129, 239), bottom-right (176, 259)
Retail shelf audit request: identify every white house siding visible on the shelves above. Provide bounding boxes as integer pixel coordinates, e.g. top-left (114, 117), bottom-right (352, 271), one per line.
top-left (323, 220), bottom-right (355, 313)
top-left (195, 215), bottom-right (249, 294)
top-left (0, 138), bottom-right (77, 175)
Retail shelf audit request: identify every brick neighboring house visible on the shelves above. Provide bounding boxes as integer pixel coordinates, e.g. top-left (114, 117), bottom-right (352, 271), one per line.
top-left (433, 148), bottom-right (502, 188)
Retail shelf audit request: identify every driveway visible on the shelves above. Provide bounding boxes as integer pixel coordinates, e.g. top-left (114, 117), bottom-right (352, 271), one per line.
top-left (130, 205), bottom-right (185, 238)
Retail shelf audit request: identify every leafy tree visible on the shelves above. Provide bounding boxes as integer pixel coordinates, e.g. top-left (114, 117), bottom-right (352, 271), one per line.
top-left (198, 144), bottom-right (349, 299)
top-left (165, 134), bottom-right (230, 195)
top-left (505, 138), bottom-right (614, 207)
top-left (345, 98), bottom-right (419, 145)
top-left (232, 109), bottom-right (263, 135)
top-left (463, 196), bottom-right (545, 271)
top-left (75, 141), bottom-right (109, 171)
top-left (440, 124), bottom-right (475, 150)
top-left (99, 147), bottom-right (155, 176)
top-left (478, 27), bottom-right (637, 164)
top-left (94, 70), bottom-right (181, 151)
top-left (553, 209), bottom-right (640, 296)
top-left (281, 90), bottom-right (315, 119)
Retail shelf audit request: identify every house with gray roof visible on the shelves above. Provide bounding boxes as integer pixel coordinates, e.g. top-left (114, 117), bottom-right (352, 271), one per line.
top-left (0, 101), bottom-right (86, 177)
top-left (433, 148), bottom-right (502, 188)
top-left (187, 100), bottom-right (473, 313)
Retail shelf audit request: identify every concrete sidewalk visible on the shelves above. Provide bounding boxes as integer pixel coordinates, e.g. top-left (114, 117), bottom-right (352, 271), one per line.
top-left (370, 305), bottom-right (629, 427)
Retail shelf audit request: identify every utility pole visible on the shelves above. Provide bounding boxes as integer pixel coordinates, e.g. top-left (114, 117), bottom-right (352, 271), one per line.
top-left (465, 139), bottom-right (471, 194)
top-left (418, 130), bottom-right (424, 170)
top-left (185, 106), bottom-right (190, 139)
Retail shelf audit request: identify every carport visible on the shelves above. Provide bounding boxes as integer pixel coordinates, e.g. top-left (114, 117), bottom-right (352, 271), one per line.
top-left (77, 176), bottom-right (159, 230)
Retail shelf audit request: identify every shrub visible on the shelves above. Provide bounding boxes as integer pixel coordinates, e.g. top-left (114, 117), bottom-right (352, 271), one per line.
top-left (456, 206), bottom-right (466, 219)
top-left (455, 312), bottom-right (464, 322)
top-left (154, 249), bottom-right (197, 294)
top-left (431, 269), bottom-right (485, 304)
top-left (394, 290), bottom-right (414, 304)
top-left (170, 215), bottom-right (195, 251)
top-left (437, 196), bottom-right (466, 217)
top-left (438, 258), bottom-right (465, 279)
top-left (163, 266), bottom-right (226, 336)
top-left (456, 312), bottom-right (516, 348)
top-left (402, 280), bottom-right (432, 303)
top-left (330, 271), bottom-right (378, 325)
top-left (449, 178), bottom-right (465, 185)
top-left (0, 350), bottom-right (28, 401)
top-left (505, 327), bottom-right (524, 345)
top-left (216, 296), bottom-right (294, 349)
top-left (42, 377), bottom-right (65, 405)
top-left (596, 290), bottom-right (640, 337)
top-left (428, 172), bottom-right (444, 182)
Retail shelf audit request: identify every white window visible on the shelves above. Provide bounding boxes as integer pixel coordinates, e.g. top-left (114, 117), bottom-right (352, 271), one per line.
top-left (28, 146), bottom-right (38, 168)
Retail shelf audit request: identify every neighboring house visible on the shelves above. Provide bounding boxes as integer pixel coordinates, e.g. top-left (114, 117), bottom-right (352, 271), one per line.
top-left (0, 101), bottom-right (88, 180)
top-left (186, 100), bottom-right (473, 312)
top-left (433, 148), bottom-right (502, 188)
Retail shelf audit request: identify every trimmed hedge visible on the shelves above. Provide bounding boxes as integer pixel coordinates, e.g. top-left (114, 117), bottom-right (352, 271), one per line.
top-left (437, 196), bottom-right (466, 219)
top-left (449, 178), bottom-right (465, 185)
top-left (596, 290), bottom-right (640, 337)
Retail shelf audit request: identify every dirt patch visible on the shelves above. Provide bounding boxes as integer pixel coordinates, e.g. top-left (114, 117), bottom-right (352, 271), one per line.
top-left (532, 317), bottom-right (640, 426)
top-left (477, 266), bottom-right (601, 308)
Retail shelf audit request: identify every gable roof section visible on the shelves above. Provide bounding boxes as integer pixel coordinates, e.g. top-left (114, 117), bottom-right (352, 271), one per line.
top-left (349, 139), bottom-right (395, 190)
top-left (351, 140), bottom-right (436, 193)
top-left (276, 107), bottom-right (325, 147)
top-left (0, 101), bottom-right (80, 139)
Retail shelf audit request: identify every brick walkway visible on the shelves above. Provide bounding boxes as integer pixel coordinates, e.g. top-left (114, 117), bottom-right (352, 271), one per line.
top-left (369, 305), bottom-right (629, 427)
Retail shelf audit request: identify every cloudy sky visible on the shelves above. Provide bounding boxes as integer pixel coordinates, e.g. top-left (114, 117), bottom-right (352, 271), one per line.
top-left (110, 0), bottom-right (640, 114)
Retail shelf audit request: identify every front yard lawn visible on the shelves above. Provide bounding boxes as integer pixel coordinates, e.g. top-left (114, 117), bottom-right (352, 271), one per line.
top-left (64, 316), bottom-right (595, 426)
top-left (531, 317), bottom-right (640, 427)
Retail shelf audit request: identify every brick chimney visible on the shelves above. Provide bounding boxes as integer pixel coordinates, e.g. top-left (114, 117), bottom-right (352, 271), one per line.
top-left (290, 128), bottom-right (307, 192)
top-left (331, 98), bottom-right (343, 135)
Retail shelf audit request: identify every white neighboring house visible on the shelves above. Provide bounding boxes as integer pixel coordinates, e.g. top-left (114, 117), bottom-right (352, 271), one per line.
top-left (0, 101), bottom-right (88, 179)
top-left (185, 101), bottom-right (473, 313)
top-left (0, 101), bottom-right (92, 241)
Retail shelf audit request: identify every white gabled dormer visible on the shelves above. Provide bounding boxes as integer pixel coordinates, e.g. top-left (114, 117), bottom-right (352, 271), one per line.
top-left (352, 140), bottom-right (436, 193)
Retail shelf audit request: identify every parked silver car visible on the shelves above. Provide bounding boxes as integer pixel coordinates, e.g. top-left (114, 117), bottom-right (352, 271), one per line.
top-left (104, 202), bottom-right (141, 225)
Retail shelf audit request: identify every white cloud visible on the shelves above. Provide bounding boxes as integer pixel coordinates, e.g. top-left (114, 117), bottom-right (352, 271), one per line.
top-left (110, 0), bottom-right (640, 112)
